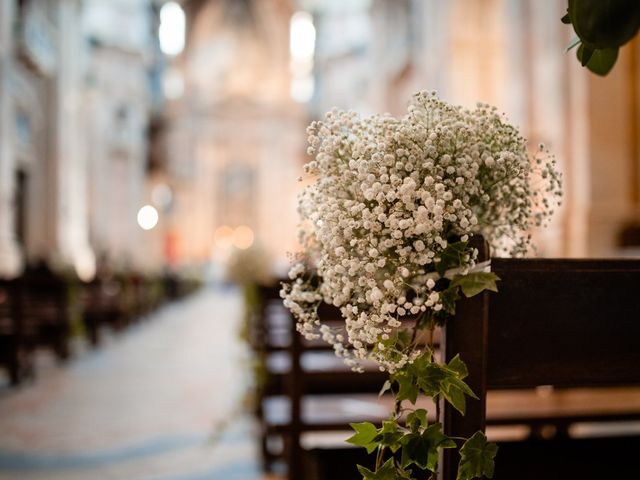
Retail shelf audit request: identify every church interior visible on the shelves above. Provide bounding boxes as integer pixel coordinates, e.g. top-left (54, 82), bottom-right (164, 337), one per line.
top-left (0, 1), bottom-right (639, 479)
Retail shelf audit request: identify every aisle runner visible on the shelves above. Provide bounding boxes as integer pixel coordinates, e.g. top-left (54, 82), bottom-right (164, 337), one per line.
top-left (0, 287), bottom-right (262, 480)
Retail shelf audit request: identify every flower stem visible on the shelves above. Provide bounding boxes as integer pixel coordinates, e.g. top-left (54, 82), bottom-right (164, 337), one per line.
top-left (375, 445), bottom-right (385, 469)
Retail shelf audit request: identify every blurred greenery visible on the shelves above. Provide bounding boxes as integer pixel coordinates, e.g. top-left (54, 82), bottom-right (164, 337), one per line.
top-left (563, 0), bottom-right (640, 75)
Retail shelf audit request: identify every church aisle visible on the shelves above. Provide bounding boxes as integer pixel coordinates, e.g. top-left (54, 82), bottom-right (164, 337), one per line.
top-left (0, 286), bottom-right (265, 480)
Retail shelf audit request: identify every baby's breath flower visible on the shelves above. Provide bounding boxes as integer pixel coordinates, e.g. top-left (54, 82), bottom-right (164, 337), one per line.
top-left (283, 91), bottom-right (562, 372)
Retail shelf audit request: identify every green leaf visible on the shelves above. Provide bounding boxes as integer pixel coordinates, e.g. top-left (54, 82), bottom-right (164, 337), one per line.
top-left (400, 433), bottom-right (427, 470)
top-left (421, 423), bottom-right (456, 470)
top-left (393, 371), bottom-right (419, 404)
top-left (457, 432), bottom-right (499, 480)
top-left (347, 422), bottom-right (379, 454)
top-left (450, 272), bottom-right (500, 298)
top-left (416, 362), bottom-right (450, 398)
top-left (415, 359), bottom-right (477, 414)
top-left (577, 43), bottom-right (595, 66)
top-left (586, 47), bottom-right (619, 76)
top-left (448, 354), bottom-right (469, 379)
top-left (406, 409), bottom-right (428, 433)
top-left (439, 284), bottom-right (460, 315)
top-left (445, 385), bottom-right (468, 415)
top-left (568, 0), bottom-right (640, 49)
top-left (396, 329), bottom-right (414, 349)
top-left (577, 45), bottom-right (619, 75)
top-left (391, 351), bottom-right (431, 404)
top-left (358, 458), bottom-right (403, 480)
top-left (436, 241), bottom-right (468, 276)
top-left (373, 420), bottom-right (404, 453)
top-left (401, 423), bottom-right (456, 471)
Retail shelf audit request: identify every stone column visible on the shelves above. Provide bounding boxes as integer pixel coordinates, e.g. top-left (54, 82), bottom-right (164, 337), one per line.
top-left (0, 0), bottom-right (22, 278)
top-left (527, 0), bottom-right (568, 256)
top-left (49, 0), bottom-right (95, 279)
top-left (585, 46), bottom-right (638, 255)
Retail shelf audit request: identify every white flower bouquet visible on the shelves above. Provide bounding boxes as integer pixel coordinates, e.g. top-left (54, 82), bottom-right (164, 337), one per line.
top-left (281, 91), bottom-right (562, 479)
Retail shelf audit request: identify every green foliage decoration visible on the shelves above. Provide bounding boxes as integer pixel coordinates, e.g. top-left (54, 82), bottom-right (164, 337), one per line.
top-left (344, 248), bottom-right (499, 480)
top-left (563, 0), bottom-right (640, 75)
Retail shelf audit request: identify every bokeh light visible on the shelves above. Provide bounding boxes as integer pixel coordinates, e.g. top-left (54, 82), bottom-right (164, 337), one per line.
top-left (214, 225), bottom-right (234, 248)
top-left (232, 225), bottom-right (255, 250)
top-left (159, 2), bottom-right (185, 56)
top-left (137, 205), bottom-right (159, 230)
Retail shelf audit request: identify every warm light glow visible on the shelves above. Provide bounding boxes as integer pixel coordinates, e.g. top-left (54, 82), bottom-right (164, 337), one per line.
top-left (232, 225), bottom-right (254, 250)
top-left (289, 11), bottom-right (316, 103)
top-left (290, 75), bottom-right (315, 103)
top-left (290, 12), bottom-right (315, 62)
top-left (163, 68), bottom-right (184, 99)
top-left (159, 2), bottom-right (185, 56)
top-left (137, 205), bottom-right (159, 230)
top-left (214, 225), bottom-right (234, 248)
top-left (74, 249), bottom-right (96, 282)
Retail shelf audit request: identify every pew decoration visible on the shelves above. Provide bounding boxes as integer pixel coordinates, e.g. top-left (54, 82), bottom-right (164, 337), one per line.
top-left (282, 91), bottom-right (562, 480)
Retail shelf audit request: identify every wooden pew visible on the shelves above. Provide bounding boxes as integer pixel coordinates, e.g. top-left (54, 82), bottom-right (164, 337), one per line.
top-left (17, 264), bottom-right (72, 362)
top-left (0, 279), bottom-right (34, 385)
top-left (252, 284), bottom-right (394, 478)
top-left (82, 275), bottom-right (127, 346)
top-left (442, 257), bottom-right (640, 480)
top-left (302, 256), bottom-right (640, 480)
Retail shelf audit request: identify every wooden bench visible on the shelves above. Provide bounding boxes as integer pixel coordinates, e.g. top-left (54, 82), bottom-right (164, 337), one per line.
top-left (17, 265), bottom-right (72, 362)
top-left (442, 257), bottom-right (640, 480)
top-left (0, 279), bottom-right (33, 385)
top-left (301, 256), bottom-right (640, 480)
top-left (82, 275), bottom-right (128, 346)
top-left (251, 284), bottom-right (392, 478)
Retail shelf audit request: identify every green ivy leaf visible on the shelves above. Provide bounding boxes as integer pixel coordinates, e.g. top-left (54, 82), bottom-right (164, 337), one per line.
top-left (401, 423), bottom-right (456, 471)
top-left (406, 409), bottom-right (428, 433)
top-left (439, 284), bottom-right (460, 315)
top-left (577, 43), bottom-right (595, 66)
top-left (416, 362), bottom-right (450, 398)
top-left (373, 420), bottom-right (404, 453)
top-left (400, 433), bottom-right (428, 470)
top-left (447, 354), bottom-right (469, 379)
top-left (358, 458), bottom-right (404, 480)
top-left (450, 272), bottom-right (500, 298)
top-left (436, 241), bottom-right (468, 276)
top-left (347, 422), bottom-right (379, 454)
top-left (445, 385), bottom-right (468, 415)
top-left (415, 358), bottom-right (477, 415)
top-left (396, 329), bottom-right (414, 350)
top-left (577, 44), bottom-right (618, 75)
top-left (391, 351), bottom-right (431, 404)
top-left (457, 432), bottom-right (499, 480)
top-left (421, 423), bottom-right (457, 470)
top-left (393, 371), bottom-right (420, 404)
top-left (568, 0), bottom-right (640, 49)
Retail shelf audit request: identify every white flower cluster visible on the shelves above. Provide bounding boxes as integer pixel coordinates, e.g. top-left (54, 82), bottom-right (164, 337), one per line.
top-left (282, 91), bottom-right (562, 372)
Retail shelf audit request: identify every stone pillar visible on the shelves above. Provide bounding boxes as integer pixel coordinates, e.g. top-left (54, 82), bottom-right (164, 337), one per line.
top-left (527, 0), bottom-right (568, 256)
top-left (585, 46), bottom-right (638, 255)
top-left (565, 36), bottom-right (591, 257)
top-left (49, 0), bottom-right (95, 279)
top-left (0, 0), bottom-right (22, 278)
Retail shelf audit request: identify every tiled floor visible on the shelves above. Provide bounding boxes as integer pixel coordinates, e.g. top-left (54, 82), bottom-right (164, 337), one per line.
top-left (0, 286), bottom-right (268, 480)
